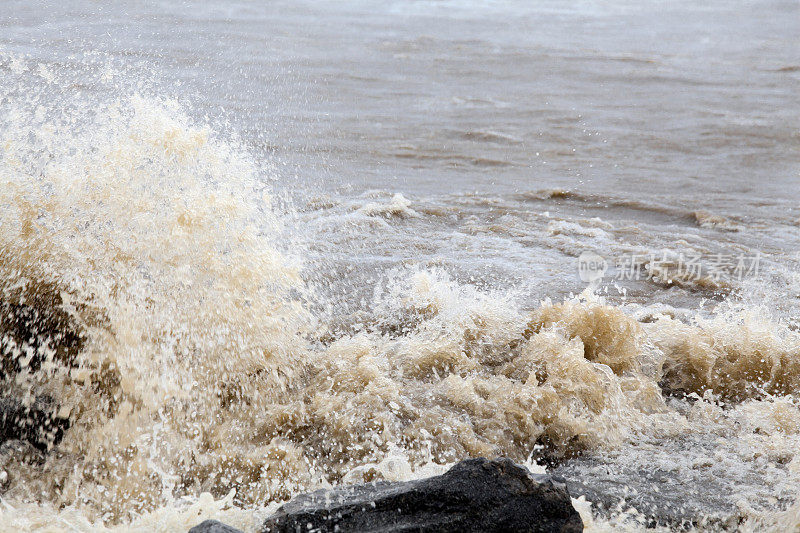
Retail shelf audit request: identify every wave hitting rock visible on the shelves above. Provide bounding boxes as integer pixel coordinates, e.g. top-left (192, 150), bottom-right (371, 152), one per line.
top-left (256, 457), bottom-right (582, 533)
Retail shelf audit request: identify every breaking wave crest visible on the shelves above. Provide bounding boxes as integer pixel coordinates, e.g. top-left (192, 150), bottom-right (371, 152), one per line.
top-left (0, 95), bottom-right (310, 522)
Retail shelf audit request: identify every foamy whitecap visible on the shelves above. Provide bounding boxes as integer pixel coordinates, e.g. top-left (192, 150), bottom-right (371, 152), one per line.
top-left (357, 193), bottom-right (419, 218)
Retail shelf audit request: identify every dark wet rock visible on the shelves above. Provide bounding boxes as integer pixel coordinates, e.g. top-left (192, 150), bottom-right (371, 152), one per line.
top-left (0, 285), bottom-right (82, 451)
top-left (0, 287), bottom-right (84, 379)
top-left (262, 457), bottom-right (582, 533)
top-left (0, 396), bottom-right (69, 451)
top-left (188, 520), bottom-right (244, 533)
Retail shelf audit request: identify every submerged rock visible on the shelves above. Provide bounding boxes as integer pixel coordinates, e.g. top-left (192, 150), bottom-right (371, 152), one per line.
top-left (261, 457), bottom-right (582, 533)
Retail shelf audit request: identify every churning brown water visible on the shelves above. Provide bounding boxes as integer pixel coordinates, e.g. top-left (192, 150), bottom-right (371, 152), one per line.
top-left (0, 0), bottom-right (799, 531)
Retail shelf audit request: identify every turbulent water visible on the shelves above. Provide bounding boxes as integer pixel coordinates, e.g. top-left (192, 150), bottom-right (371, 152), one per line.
top-left (0, 0), bottom-right (799, 531)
